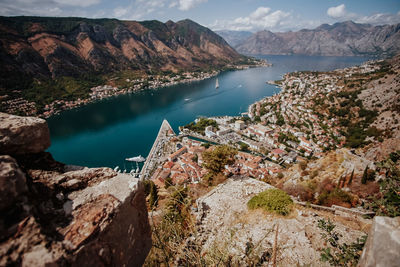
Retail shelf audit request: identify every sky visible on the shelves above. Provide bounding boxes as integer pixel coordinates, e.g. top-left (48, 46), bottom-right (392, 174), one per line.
top-left (0, 0), bottom-right (399, 32)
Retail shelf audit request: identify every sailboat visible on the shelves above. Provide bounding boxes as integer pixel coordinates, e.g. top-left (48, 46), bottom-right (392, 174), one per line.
top-left (215, 78), bottom-right (219, 89)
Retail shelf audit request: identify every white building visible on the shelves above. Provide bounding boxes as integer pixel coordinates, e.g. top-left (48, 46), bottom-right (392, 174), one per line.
top-left (235, 120), bottom-right (245, 130)
top-left (205, 126), bottom-right (216, 138)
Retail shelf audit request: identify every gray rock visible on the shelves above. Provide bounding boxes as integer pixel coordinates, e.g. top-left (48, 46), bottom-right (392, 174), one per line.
top-left (0, 155), bottom-right (27, 211)
top-left (358, 216), bottom-right (400, 267)
top-left (0, 112), bottom-right (50, 155)
top-left (0, 173), bottom-right (152, 267)
top-left (235, 21), bottom-right (400, 57)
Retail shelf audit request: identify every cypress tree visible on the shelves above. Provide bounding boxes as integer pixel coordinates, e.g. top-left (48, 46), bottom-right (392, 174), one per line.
top-left (348, 169), bottom-right (354, 185)
top-left (337, 176), bottom-right (342, 188)
top-left (362, 166), bottom-right (369, 184)
top-left (149, 181), bottom-right (158, 209)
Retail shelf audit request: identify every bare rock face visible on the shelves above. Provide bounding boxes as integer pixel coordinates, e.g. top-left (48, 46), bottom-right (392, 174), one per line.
top-left (0, 155), bottom-right (27, 211)
top-left (0, 112), bottom-right (50, 155)
top-left (358, 216), bottom-right (400, 267)
top-left (0, 155), bottom-right (29, 241)
top-left (0, 113), bottom-right (152, 266)
top-left (0, 168), bottom-right (152, 266)
top-left (191, 176), bottom-right (366, 266)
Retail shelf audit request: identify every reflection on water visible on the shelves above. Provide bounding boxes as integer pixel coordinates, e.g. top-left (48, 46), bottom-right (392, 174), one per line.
top-left (47, 55), bottom-right (370, 168)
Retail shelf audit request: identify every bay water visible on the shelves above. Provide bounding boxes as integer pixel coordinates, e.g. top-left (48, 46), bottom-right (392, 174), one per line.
top-left (47, 55), bottom-right (370, 168)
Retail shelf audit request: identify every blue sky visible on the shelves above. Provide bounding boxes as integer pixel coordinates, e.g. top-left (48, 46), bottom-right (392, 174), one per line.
top-left (1, 0), bottom-right (399, 32)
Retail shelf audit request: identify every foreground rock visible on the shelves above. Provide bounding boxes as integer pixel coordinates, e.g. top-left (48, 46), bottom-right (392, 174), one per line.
top-left (0, 112), bottom-right (50, 155)
top-left (191, 176), bottom-right (368, 266)
top-left (0, 113), bottom-right (151, 266)
top-left (358, 216), bottom-right (400, 267)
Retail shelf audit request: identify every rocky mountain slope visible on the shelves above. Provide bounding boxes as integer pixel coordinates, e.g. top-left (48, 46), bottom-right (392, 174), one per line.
top-left (215, 30), bottom-right (252, 48)
top-left (0, 112), bottom-right (151, 266)
top-left (0, 16), bottom-right (243, 91)
top-left (232, 21), bottom-right (400, 57)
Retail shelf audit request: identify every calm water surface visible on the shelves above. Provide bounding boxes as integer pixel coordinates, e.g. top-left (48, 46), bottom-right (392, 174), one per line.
top-left (47, 55), bottom-right (370, 168)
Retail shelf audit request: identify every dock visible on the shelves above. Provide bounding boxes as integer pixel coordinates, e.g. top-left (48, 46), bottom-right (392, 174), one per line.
top-left (140, 119), bottom-right (175, 180)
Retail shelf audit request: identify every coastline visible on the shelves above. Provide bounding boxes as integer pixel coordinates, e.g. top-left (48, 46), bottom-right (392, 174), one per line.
top-left (39, 61), bottom-right (270, 119)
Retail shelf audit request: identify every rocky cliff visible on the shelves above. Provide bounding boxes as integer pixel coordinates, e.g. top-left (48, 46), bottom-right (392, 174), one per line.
top-left (233, 21), bottom-right (400, 57)
top-left (0, 112), bottom-right (151, 266)
top-left (0, 16), bottom-right (243, 91)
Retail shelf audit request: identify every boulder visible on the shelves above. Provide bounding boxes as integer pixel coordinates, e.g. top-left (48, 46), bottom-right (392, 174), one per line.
top-left (0, 155), bottom-right (27, 211)
top-left (0, 113), bottom-right (152, 266)
top-left (0, 173), bottom-right (152, 266)
top-left (0, 112), bottom-right (50, 155)
top-left (358, 216), bottom-right (400, 267)
top-left (0, 155), bottom-right (30, 240)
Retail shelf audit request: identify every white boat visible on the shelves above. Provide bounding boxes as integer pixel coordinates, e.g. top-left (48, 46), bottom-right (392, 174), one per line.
top-left (125, 155), bottom-right (146, 162)
top-left (215, 78), bottom-right (219, 89)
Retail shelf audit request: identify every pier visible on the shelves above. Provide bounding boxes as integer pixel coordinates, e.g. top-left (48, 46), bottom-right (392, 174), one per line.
top-left (140, 119), bottom-right (175, 180)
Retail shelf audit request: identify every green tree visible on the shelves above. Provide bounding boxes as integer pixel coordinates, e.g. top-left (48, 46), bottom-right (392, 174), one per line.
top-left (164, 186), bottom-right (188, 223)
top-left (348, 169), bottom-right (354, 185)
top-left (149, 181), bottom-right (159, 209)
top-left (361, 166), bottom-right (369, 184)
top-left (202, 145), bottom-right (237, 175)
top-left (239, 142), bottom-right (250, 152)
top-left (165, 176), bottom-right (173, 188)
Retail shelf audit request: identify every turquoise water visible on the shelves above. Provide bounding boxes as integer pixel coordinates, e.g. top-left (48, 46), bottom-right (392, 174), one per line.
top-left (47, 55), bottom-right (370, 168)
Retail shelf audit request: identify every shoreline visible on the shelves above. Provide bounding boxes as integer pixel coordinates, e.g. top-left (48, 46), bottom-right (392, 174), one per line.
top-left (40, 62), bottom-right (270, 119)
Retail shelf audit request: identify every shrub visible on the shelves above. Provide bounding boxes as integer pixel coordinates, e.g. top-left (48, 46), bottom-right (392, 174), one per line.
top-left (283, 183), bottom-right (314, 202)
top-left (202, 145), bottom-right (237, 175)
top-left (299, 161), bottom-right (308, 171)
top-left (318, 219), bottom-right (367, 267)
top-left (317, 188), bottom-right (353, 207)
top-left (247, 189), bottom-right (293, 215)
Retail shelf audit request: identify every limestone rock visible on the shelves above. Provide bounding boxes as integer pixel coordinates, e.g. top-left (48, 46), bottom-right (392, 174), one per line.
top-left (0, 155), bottom-right (27, 211)
top-left (0, 112), bottom-right (50, 155)
top-left (358, 216), bottom-right (400, 267)
top-left (0, 113), bottom-right (152, 266)
top-left (0, 172), bottom-right (151, 266)
top-left (191, 176), bottom-right (366, 266)
top-left (0, 155), bottom-right (30, 240)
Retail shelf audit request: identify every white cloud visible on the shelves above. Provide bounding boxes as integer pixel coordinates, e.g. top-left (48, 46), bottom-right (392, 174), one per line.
top-left (327, 4), bottom-right (347, 18)
top-left (210, 6), bottom-right (291, 32)
top-left (112, 0), bottom-right (168, 20)
top-left (178, 0), bottom-right (207, 11)
top-left (53, 0), bottom-right (101, 8)
top-left (356, 12), bottom-right (400, 25)
top-left (250, 7), bottom-right (271, 20)
top-left (113, 6), bottom-right (128, 18)
top-left (169, 1), bottom-right (178, 8)
top-left (327, 4), bottom-right (358, 21)
top-left (327, 4), bottom-right (400, 26)
top-left (0, 0), bottom-right (100, 17)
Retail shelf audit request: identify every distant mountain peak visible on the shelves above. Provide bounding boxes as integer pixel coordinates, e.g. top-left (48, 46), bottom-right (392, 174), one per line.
top-left (233, 21), bottom-right (400, 57)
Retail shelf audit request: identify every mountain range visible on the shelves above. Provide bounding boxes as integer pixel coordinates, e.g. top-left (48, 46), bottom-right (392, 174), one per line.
top-left (220, 21), bottom-right (400, 57)
top-left (215, 30), bottom-right (252, 48)
top-left (0, 16), bottom-right (243, 91)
